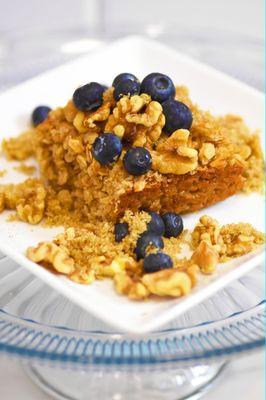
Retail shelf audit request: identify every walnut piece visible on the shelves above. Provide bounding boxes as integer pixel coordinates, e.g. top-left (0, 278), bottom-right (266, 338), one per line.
top-left (105, 94), bottom-right (165, 146)
top-left (192, 215), bottom-right (264, 263)
top-left (126, 101), bottom-right (163, 127)
top-left (152, 129), bottom-right (198, 175)
top-left (142, 269), bottom-right (192, 297)
top-left (192, 215), bottom-right (222, 249)
top-left (97, 255), bottom-right (136, 278)
top-left (70, 269), bottom-right (95, 284)
top-left (73, 112), bottom-right (88, 133)
top-left (192, 240), bottom-right (219, 274)
top-left (199, 143), bottom-right (216, 165)
top-left (84, 101), bottom-right (112, 128)
top-left (219, 223), bottom-right (265, 260)
top-left (27, 242), bottom-right (75, 274)
top-left (114, 271), bottom-right (150, 300)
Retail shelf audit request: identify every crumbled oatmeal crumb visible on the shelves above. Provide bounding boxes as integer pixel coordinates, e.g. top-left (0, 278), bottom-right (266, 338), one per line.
top-left (0, 178), bottom-right (46, 224)
top-left (191, 215), bottom-right (265, 264)
top-left (26, 214), bottom-right (264, 299)
top-left (0, 170), bottom-right (6, 178)
top-left (2, 130), bottom-right (35, 160)
top-left (14, 163), bottom-right (36, 176)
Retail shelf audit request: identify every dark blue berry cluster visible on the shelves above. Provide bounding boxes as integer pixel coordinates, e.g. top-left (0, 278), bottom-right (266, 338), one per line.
top-left (112, 72), bottom-right (193, 136)
top-left (64, 72), bottom-right (193, 174)
top-left (88, 73), bottom-right (192, 174)
top-left (91, 136), bottom-right (152, 175)
top-left (114, 210), bottom-right (184, 274)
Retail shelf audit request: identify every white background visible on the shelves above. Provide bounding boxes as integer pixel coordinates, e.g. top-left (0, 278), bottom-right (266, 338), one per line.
top-left (0, 0), bottom-right (263, 40)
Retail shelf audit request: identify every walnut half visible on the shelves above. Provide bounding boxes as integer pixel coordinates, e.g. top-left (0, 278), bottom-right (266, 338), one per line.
top-left (142, 268), bottom-right (193, 297)
top-left (114, 271), bottom-right (150, 300)
top-left (152, 129), bottom-right (198, 175)
top-left (27, 242), bottom-right (75, 275)
top-left (191, 240), bottom-right (219, 274)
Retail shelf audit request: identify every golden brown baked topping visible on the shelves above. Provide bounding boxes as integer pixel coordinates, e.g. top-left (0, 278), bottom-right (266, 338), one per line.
top-left (1, 85), bottom-right (263, 225)
top-left (0, 81), bottom-right (264, 300)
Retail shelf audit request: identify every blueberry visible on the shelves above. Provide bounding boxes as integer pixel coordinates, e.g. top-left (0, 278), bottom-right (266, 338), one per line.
top-left (143, 252), bottom-right (173, 273)
top-left (162, 212), bottom-right (183, 238)
top-left (123, 147), bottom-right (152, 176)
top-left (92, 133), bottom-right (122, 165)
top-left (112, 73), bottom-right (139, 88)
top-left (135, 232), bottom-right (164, 260)
top-left (162, 99), bottom-right (193, 135)
top-left (32, 106), bottom-right (51, 126)
top-left (114, 222), bottom-right (129, 242)
top-left (140, 73), bottom-right (175, 103)
top-left (146, 212), bottom-right (165, 236)
top-left (113, 80), bottom-right (140, 101)
top-left (73, 82), bottom-right (104, 112)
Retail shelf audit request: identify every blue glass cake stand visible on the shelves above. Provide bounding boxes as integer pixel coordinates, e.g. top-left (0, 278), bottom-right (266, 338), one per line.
top-left (0, 251), bottom-right (264, 400)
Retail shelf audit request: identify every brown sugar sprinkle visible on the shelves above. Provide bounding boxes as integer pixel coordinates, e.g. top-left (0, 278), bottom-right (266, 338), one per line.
top-left (0, 84), bottom-right (264, 299)
top-left (13, 163), bottom-right (36, 176)
top-left (0, 170), bottom-right (6, 178)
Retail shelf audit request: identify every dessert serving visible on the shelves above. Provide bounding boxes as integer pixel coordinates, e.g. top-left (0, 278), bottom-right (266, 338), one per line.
top-left (0, 72), bottom-right (264, 300)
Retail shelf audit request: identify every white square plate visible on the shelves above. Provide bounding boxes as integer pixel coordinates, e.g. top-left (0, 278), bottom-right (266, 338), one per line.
top-left (0, 36), bottom-right (264, 334)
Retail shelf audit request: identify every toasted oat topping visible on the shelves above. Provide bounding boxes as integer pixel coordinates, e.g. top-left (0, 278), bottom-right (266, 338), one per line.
top-left (1, 85), bottom-right (263, 225)
top-left (0, 83), bottom-right (264, 300)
